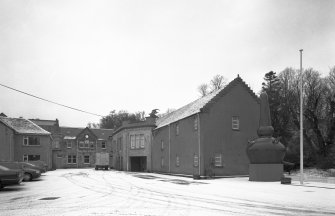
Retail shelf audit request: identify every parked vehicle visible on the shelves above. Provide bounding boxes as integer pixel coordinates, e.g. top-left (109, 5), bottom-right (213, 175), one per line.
top-left (0, 162), bottom-right (41, 181)
top-left (28, 161), bottom-right (48, 172)
top-left (20, 162), bottom-right (45, 174)
top-left (0, 165), bottom-right (24, 190)
top-left (95, 152), bottom-right (109, 170)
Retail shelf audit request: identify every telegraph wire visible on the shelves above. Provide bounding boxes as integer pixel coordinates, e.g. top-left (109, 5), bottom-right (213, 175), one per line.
top-left (0, 82), bottom-right (104, 117)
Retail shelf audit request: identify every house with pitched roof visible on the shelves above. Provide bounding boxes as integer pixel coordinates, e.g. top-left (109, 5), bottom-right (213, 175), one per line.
top-left (111, 117), bottom-right (156, 171)
top-left (0, 116), bottom-right (52, 169)
top-left (152, 76), bottom-right (260, 177)
top-left (52, 127), bottom-right (114, 168)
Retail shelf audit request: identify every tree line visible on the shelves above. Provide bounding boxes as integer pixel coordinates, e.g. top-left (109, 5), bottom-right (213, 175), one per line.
top-left (262, 67), bottom-right (335, 169)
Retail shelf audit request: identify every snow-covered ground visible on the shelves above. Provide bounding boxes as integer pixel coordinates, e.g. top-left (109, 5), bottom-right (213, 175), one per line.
top-left (0, 169), bottom-right (334, 216)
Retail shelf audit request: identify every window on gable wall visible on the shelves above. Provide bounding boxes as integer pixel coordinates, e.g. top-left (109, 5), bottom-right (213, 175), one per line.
top-left (176, 155), bottom-right (180, 167)
top-left (214, 153), bottom-right (223, 167)
top-left (67, 141), bottom-right (72, 148)
top-left (194, 116), bottom-right (198, 130)
top-left (67, 155), bottom-right (77, 164)
top-left (194, 154), bottom-right (199, 167)
top-left (84, 155), bottom-right (90, 164)
top-left (232, 116), bottom-right (240, 130)
top-left (161, 140), bottom-right (164, 150)
top-left (102, 141), bottom-right (106, 149)
top-left (176, 123), bottom-right (179, 135)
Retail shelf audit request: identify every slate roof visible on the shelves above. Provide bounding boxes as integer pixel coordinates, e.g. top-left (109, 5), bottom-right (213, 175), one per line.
top-left (0, 117), bottom-right (51, 135)
top-left (60, 127), bottom-right (114, 140)
top-left (155, 76), bottom-right (259, 129)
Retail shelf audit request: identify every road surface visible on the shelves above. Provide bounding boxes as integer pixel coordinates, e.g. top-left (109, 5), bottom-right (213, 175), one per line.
top-left (0, 169), bottom-right (334, 215)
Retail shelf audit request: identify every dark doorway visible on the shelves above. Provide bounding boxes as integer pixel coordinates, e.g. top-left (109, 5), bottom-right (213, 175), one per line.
top-left (130, 156), bottom-right (147, 172)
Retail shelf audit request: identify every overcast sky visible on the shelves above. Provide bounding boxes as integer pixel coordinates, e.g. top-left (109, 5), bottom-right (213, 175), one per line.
top-left (0, 0), bottom-right (334, 127)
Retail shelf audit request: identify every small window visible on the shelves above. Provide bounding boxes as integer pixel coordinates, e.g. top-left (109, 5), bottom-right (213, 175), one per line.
top-left (23, 137), bottom-right (28, 145)
top-left (84, 155), bottom-right (90, 164)
top-left (176, 123), bottom-right (179, 135)
top-left (67, 155), bottom-right (77, 164)
top-left (67, 141), bottom-right (72, 148)
top-left (23, 136), bottom-right (40, 146)
top-left (194, 117), bottom-right (198, 130)
top-left (176, 156), bottom-right (180, 167)
top-left (161, 140), bottom-right (164, 150)
top-left (130, 135), bottom-right (135, 149)
top-left (102, 141), bottom-right (106, 149)
top-left (193, 154), bottom-right (199, 167)
top-left (23, 154), bottom-right (28, 162)
top-left (28, 155), bottom-right (40, 161)
top-left (232, 116), bottom-right (239, 130)
top-left (214, 153), bottom-right (223, 167)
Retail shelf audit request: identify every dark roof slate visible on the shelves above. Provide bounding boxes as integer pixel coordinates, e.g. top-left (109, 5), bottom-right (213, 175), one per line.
top-left (155, 76), bottom-right (259, 129)
top-left (0, 117), bottom-right (51, 135)
top-left (60, 127), bottom-right (114, 140)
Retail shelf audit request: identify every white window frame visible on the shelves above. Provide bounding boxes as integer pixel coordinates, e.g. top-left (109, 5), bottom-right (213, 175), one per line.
top-left (130, 135), bottom-right (135, 149)
top-left (83, 155), bottom-right (90, 164)
top-left (161, 140), bottom-right (164, 150)
top-left (140, 134), bottom-right (145, 148)
top-left (67, 141), bottom-right (72, 149)
top-left (23, 136), bottom-right (28, 146)
top-left (176, 123), bottom-right (179, 135)
top-left (101, 141), bottom-right (106, 149)
top-left (232, 116), bottom-right (239, 130)
top-left (23, 136), bottom-right (40, 146)
top-left (23, 154), bottom-right (28, 162)
top-left (135, 135), bottom-right (140, 149)
top-left (214, 153), bottom-right (223, 167)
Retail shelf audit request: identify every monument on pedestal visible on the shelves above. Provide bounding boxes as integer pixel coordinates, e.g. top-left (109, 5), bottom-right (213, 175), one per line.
top-left (247, 92), bottom-right (286, 181)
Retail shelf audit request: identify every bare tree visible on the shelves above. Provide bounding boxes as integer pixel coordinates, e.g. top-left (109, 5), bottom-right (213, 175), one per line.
top-left (210, 74), bottom-right (227, 92)
top-left (198, 83), bottom-right (209, 97)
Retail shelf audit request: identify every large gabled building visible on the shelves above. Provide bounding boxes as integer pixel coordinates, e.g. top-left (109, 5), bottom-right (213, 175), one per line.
top-left (0, 116), bottom-right (52, 169)
top-left (152, 76), bottom-right (260, 177)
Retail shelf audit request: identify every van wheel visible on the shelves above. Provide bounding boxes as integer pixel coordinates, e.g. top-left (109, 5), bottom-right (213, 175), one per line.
top-left (23, 173), bottom-right (32, 181)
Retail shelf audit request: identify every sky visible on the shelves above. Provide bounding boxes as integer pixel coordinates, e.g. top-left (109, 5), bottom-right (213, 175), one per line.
top-left (0, 0), bottom-right (334, 127)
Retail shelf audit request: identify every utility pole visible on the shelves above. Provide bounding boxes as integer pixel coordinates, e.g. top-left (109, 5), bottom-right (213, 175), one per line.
top-left (299, 49), bottom-right (304, 185)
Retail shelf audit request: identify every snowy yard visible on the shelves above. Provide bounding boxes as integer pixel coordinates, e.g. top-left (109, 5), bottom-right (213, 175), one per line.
top-left (0, 169), bottom-right (334, 216)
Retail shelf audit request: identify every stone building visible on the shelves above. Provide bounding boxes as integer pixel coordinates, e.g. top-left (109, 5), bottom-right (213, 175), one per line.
top-left (111, 117), bottom-right (156, 171)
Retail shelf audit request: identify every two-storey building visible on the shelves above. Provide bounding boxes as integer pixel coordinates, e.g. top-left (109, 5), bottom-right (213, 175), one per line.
top-left (52, 127), bottom-right (113, 169)
top-left (111, 117), bottom-right (156, 172)
top-left (0, 116), bottom-right (52, 169)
